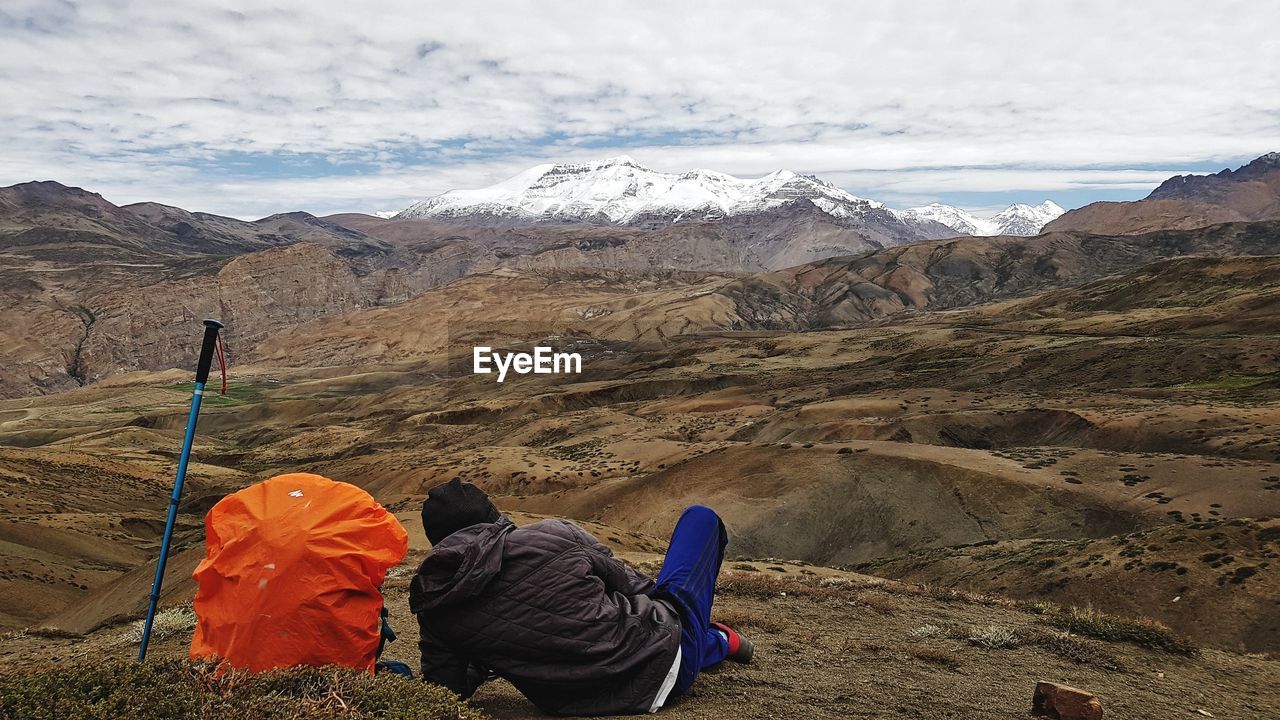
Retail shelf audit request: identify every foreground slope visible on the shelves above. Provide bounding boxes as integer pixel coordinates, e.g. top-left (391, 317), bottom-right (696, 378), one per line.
top-left (3, 533), bottom-right (1277, 720)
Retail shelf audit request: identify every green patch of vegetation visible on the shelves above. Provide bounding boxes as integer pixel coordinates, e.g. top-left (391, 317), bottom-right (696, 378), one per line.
top-left (164, 381), bottom-right (270, 406)
top-left (526, 426), bottom-right (572, 448)
top-left (544, 438), bottom-right (607, 462)
top-left (1042, 606), bottom-right (1198, 656)
top-left (1176, 375), bottom-right (1271, 391)
top-left (0, 660), bottom-right (483, 720)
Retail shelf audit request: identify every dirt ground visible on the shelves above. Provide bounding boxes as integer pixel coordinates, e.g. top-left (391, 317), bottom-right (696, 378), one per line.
top-left (4, 554), bottom-right (1276, 720)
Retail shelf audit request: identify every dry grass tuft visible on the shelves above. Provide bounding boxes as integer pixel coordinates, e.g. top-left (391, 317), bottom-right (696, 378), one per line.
top-left (717, 571), bottom-right (838, 600)
top-left (853, 591), bottom-right (899, 615)
top-left (966, 625), bottom-right (1022, 649)
top-left (908, 647), bottom-right (963, 670)
top-left (713, 608), bottom-right (784, 634)
top-left (1042, 606), bottom-right (1198, 656)
top-left (909, 624), bottom-right (948, 640)
top-left (120, 606), bottom-right (197, 645)
top-left (1022, 628), bottom-right (1126, 671)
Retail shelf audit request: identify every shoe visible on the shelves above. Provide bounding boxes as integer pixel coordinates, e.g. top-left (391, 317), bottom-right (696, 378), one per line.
top-left (711, 621), bottom-right (754, 663)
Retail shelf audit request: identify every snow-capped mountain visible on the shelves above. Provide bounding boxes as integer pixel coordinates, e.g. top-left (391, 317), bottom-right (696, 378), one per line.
top-left (400, 156), bottom-right (916, 228)
top-left (896, 203), bottom-right (991, 236)
top-left (900, 201), bottom-right (1065, 237)
top-left (988, 201), bottom-right (1066, 235)
top-left (395, 156), bottom-right (1063, 238)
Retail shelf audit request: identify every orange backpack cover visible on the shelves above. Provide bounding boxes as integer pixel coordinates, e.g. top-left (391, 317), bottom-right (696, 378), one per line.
top-left (190, 473), bottom-right (408, 672)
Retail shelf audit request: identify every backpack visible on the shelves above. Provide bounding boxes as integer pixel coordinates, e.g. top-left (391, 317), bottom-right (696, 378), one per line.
top-left (190, 473), bottom-right (408, 672)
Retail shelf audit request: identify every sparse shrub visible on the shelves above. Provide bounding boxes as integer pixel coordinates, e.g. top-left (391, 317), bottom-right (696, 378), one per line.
top-left (120, 606), bottom-right (197, 644)
top-left (527, 426), bottom-right (571, 447)
top-left (966, 625), bottom-right (1021, 649)
top-left (817, 576), bottom-right (855, 588)
top-left (909, 624), bottom-right (947, 640)
top-left (717, 571), bottom-right (846, 600)
top-left (717, 571), bottom-right (819, 599)
top-left (853, 592), bottom-right (898, 615)
top-left (1020, 628), bottom-right (1125, 671)
top-left (1230, 565), bottom-right (1258, 583)
top-left (1043, 606), bottom-right (1198, 656)
top-left (920, 585), bottom-right (968, 603)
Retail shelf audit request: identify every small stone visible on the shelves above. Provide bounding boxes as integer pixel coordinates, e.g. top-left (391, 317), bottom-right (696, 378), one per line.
top-left (1196, 711), bottom-right (1214, 718)
top-left (1032, 681), bottom-right (1103, 720)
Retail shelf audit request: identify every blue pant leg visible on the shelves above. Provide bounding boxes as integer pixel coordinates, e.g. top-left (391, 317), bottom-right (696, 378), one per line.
top-left (655, 505), bottom-right (730, 694)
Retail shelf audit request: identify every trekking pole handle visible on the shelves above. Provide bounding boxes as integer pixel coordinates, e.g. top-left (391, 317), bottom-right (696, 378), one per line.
top-left (195, 319), bottom-right (224, 384)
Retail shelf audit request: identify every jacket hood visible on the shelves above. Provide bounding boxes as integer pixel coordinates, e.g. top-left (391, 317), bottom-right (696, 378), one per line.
top-left (410, 517), bottom-right (515, 613)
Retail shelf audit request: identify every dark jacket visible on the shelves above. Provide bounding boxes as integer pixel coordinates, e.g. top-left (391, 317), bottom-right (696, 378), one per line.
top-left (408, 517), bottom-right (682, 716)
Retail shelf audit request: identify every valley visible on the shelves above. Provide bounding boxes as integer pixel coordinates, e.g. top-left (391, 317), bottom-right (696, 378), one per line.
top-left (1, 269), bottom-right (1277, 652)
top-left (1, 153), bottom-right (1279, 718)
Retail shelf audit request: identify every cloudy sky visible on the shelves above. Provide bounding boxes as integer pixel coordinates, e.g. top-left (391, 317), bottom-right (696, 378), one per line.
top-left (3, 0), bottom-right (1279, 219)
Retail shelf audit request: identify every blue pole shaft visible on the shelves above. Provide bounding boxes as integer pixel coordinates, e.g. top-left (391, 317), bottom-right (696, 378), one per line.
top-left (138, 380), bottom-right (205, 661)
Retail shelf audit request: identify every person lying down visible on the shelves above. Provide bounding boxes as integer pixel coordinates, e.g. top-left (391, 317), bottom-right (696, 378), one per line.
top-left (409, 479), bottom-right (753, 716)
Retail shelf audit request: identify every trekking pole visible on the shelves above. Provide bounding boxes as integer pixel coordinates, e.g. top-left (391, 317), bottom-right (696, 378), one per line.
top-left (138, 319), bottom-right (224, 661)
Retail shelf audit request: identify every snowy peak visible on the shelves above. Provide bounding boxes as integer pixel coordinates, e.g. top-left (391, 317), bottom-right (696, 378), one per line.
top-left (396, 157), bottom-right (1063, 237)
top-left (896, 203), bottom-right (990, 236)
top-left (901, 200), bottom-right (1064, 237)
top-left (396, 158), bottom-right (888, 226)
top-left (989, 201), bottom-right (1066, 235)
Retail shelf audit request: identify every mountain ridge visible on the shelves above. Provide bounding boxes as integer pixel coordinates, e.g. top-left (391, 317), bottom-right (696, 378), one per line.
top-left (1045, 152), bottom-right (1280, 235)
top-left (901, 200), bottom-right (1064, 237)
top-left (396, 156), bottom-right (1064, 237)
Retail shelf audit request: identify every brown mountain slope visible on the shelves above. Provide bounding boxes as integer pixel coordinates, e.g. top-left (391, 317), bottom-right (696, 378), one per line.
top-left (7, 177), bottom-right (1277, 399)
top-left (249, 221), bottom-right (1280, 371)
top-left (246, 268), bottom-right (734, 368)
top-left (0, 185), bottom-right (506, 398)
top-left (686, 220), bottom-right (1280, 331)
top-left (965, 255), bottom-right (1280, 336)
top-left (0, 183), bottom-right (936, 399)
top-left (323, 204), bottom-right (933, 274)
top-left (857, 518), bottom-right (1280, 654)
top-left (1045, 152), bottom-right (1280, 235)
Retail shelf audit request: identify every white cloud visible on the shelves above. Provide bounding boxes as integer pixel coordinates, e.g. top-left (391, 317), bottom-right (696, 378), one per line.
top-left (2, 0), bottom-right (1278, 217)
